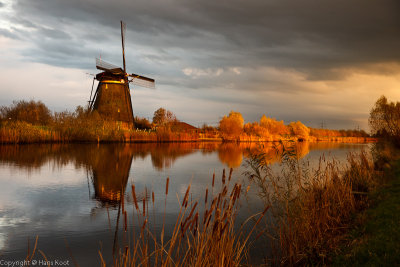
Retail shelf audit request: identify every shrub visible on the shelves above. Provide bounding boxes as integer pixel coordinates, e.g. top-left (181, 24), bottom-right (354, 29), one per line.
top-left (0, 100), bottom-right (52, 125)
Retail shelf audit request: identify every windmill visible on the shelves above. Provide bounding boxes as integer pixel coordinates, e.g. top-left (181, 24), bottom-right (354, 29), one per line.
top-left (88, 21), bottom-right (155, 126)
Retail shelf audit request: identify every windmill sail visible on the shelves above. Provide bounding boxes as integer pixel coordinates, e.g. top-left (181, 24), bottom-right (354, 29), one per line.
top-left (96, 58), bottom-right (124, 75)
top-left (121, 21), bottom-right (126, 73)
top-left (129, 73), bottom-right (155, 89)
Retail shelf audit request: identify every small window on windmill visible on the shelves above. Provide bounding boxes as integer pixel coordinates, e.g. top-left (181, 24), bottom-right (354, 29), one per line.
top-left (105, 84), bottom-right (108, 89)
top-left (118, 108), bottom-right (120, 113)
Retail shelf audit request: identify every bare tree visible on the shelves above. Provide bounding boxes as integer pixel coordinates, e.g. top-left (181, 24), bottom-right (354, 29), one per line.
top-left (369, 95), bottom-right (400, 145)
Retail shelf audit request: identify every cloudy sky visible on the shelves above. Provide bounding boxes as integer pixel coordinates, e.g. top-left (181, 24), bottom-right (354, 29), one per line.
top-left (1, 0), bottom-right (400, 129)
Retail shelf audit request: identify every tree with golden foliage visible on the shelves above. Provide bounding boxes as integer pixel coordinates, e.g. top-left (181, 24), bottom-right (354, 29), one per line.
top-left (260, 115), bottom-right (289, 135)
top-left (219, 111), bottom-right (244, 141)
top-left (244, 122), bottom-right (269, 138)
top-left (288, 121), bottom-right (310, 141)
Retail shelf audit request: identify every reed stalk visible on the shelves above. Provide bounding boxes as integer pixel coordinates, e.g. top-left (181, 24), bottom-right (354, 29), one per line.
top-left (105, 169), bottom-right (267, 266)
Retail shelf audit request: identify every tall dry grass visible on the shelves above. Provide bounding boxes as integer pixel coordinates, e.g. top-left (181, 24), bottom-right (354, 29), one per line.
top-left (0, 120), bottom-right (200, 144)
top-left (245, 145), bottom-right (382, 265)
top-left (0, 121), bottom-right (62, 143)
top-left (103, 171), bottom-right (268, 267)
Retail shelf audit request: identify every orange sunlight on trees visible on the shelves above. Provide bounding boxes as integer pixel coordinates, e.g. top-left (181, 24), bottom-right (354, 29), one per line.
top-left (288, 121), bottom-right (310, 141)
top-left (369, 95), bottom-right (400, 145)
top-left (260, 115), bottom-right (289, 136)
top-left (219, 111), bottom-right (370, 142)
top-left (219, 111), bottom-right (244, 141)
top-left (244, 122), bottom-right (269, 138)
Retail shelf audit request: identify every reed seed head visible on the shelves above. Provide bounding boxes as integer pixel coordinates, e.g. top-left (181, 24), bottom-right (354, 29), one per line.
top-left (166, 177), bottom-right (170, 195)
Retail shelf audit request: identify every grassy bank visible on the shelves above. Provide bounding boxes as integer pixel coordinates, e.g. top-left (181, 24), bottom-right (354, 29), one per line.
top-left (244, 145), bottom-right (384, 265)
top-left (0, 120), bottom-right (376, 144)
top-left (332, 160), bottom-right (400, 266)
top-left (0, 121), bottom-right (200, 144)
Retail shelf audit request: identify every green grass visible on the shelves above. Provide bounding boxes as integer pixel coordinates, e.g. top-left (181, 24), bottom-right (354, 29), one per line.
top-left (332, 160), bottom-right (400, 266)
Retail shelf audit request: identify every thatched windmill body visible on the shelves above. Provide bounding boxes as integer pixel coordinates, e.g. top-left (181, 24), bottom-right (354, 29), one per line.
top-left (88, 21), bottom-right (155, 127)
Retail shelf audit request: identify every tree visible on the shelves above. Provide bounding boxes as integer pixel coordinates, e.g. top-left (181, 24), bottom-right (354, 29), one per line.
top-left (288, 121), bottom-right (310, 140)
top-left (152, 108), bottom-right (177, 126)
top-left (260, 115), bottom-right (288, 135)
top-left (0, 100), bottom-right (52, 125)
top-left (369, 95), bottom-right (400, 144)
top-left (244, 122), bottom-right (269, 138)
top-left (219, 111), bottom-right (244, 140)
top-left (152, 108), bottom-right (166, 125)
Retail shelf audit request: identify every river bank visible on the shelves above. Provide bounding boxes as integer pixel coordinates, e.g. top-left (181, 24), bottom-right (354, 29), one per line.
top-left (332, 159), bottom-right (400, 266)
top-left (0, 120), bottom-right (377, 144)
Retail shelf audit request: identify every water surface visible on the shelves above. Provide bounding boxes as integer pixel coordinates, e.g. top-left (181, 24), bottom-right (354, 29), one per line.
top-left (0, 142), bottom-right (368, 265)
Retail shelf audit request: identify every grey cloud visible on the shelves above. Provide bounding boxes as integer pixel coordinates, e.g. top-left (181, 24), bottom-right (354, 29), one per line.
top-left (12, 17), bottom-right (38, 29)
top-left (0, 28), bottom-right (19, 39)
top-left (39, 27), bottom-right (71, 40)
top-left (10, 0), bottom-right (400, 80)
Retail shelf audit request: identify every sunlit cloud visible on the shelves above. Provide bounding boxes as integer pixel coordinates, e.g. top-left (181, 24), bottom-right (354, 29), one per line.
top-left (182, 67), bottom-right (224, 78)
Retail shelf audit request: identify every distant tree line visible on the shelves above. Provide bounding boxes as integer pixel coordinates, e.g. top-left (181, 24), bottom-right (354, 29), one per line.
top-left (0, 99), bottom-right (373, 143)
top-left (0, 101), bottom-right (181, 131)
top-left (218, 111), bottom-right (369, 141)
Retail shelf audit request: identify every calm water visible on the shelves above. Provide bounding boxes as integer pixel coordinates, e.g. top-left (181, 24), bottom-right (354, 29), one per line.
top-left (0, 142), bottom-right (368, 265)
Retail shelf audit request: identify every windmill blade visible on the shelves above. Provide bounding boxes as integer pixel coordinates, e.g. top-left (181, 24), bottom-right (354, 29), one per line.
top-left (96, 58), bottom-right (124, 75)
top-left (129, 74), bottom-right (155, 89)
top-left (121, 21), bottom-right (126, 73)
top-left (96, 58), bottom-right (120, 71)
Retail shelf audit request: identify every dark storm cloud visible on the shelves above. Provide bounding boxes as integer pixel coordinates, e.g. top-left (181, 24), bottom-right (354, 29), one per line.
top-left (5, 0), bottom-right (400, 82)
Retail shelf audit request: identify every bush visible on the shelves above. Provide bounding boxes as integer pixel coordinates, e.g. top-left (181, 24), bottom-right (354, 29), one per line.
top-left (369, 95), bottom-right (400, 146)
top-left (0, 100), bottom-right (52, 125)
top-left (288, 121), bottom-right (310, 141)
top-left (134, 116), bottom-right (152, 130)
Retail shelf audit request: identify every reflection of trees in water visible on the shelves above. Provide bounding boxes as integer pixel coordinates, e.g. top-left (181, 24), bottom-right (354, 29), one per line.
top-left (0, 143), bottom-right (203, 171)
top-left (0, 142), bottom-right (316, 174)
top-left (147, 143), bottom-right (196, 170)
top-left (308, 142), bottom-right (362, 151)
top-left (218, 142), bottom-right (311, 168)
top-left (0, 142), bottom-right (316, 201)
top-left (124, 143), bottom-right (215, 170)
top-left (0, 144), bottom-right (67, 170)
top-left (0, 143), bottom-right (209, 203)
top-left (0, 144), bottom-right (134, 205)
top-left (218, 143), bottom-right (243, 168)
top-left (199, 142), bottom-right (220, 155)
